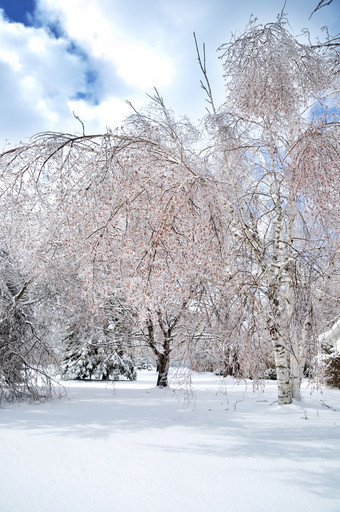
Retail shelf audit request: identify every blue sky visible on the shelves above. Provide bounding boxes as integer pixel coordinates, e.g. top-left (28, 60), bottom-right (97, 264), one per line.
top-left (0, 0), bottom-right (339, 148)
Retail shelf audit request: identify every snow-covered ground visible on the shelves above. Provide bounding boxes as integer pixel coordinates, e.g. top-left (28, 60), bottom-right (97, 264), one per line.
top-left (1, 370), bottom-right (339, 512)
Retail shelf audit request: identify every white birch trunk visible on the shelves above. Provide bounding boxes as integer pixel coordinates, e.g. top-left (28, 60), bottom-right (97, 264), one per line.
top-left (290, 353), bottom-right (302, 401)
top-left (290, 317), bottom-right (308, 401)
top-left (268, 317), bottom-right (292, 404)
top-left (275, 347), bottom-right (292, 404)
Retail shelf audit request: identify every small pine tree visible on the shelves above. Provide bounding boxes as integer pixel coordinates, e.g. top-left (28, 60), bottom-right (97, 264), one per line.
top-left (94, 350), bottom-right (136, 381)
top-left (323, 354), bottom-right (340, 389)
top-left (62, 332), bottom-right (136, 381)
top-left (62, 294), bottom-right (137, 382)
top-left (62, 332), bottom-right (99, 380)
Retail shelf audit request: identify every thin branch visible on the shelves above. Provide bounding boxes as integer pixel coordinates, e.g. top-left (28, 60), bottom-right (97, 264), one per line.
top-left (309, 0), bottom-right (334, 19)
top-left (73, 111), bottom-right (86, 137)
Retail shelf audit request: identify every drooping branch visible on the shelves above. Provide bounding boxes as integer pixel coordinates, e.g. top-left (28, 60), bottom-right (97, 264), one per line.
top-left (309, 0), bottom-right (334, 19)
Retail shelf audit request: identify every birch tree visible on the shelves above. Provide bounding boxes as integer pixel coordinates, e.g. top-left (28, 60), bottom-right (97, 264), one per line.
top-left (197, 15), bottom-right (339, 403)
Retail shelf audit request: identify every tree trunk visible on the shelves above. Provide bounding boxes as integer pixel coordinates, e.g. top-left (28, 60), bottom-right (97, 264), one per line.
top-left (145, 314), bottom-right (172, 388)
top-left (156, 353), bottom-right (170, 387)
top-left (288, 322), bottom-right (303, 401)
top-left (289, 327), bottom-right (303, 401)
top-left (268, 316), bottom-right (292, 405)
top-left (290, 321), bottom-right (308, 401)
top-left (290, 355), bottom-right (302, 401)
top-left (274, 341), bottom-right (292, 404)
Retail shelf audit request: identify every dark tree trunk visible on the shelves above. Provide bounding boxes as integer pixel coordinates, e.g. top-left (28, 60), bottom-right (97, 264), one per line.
top-left (145, 308), bottom-right (182, 388)
top-left (156, 352), bottom-right (170, 387)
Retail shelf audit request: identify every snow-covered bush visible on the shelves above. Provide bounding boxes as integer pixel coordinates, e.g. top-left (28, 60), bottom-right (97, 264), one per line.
top-left (0, 247), bottom-right (56, 403)
top-left (135, 357), bottom-right (154, 371)
top-left (322, 354), bottom-right (340, 389)
top-left (62, 329), bottom-right (136, 381)
top-left (62, 294), bottom-right (137, 381)
top-left (262, 368), bottom-right (277, 380)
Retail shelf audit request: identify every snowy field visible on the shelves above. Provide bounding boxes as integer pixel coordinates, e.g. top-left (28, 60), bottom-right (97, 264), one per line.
top-left (1, 370), bottom-right (340, 512)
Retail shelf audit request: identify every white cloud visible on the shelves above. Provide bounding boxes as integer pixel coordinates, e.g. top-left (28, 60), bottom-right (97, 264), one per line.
top-left (0, 0), bottom-right (337, 148)
top-left (37, 0), bottom-right (175, 90)
top-left (0, 10), bottom-right (89, 145)
top-left (0, 1), bottom-right (177, 146)
top-left (28, 35), bottom-right (47, 54)
top-left (67, 95), bottom-right (139, 134)
top-left (0, 48), bottom-right (22, 71)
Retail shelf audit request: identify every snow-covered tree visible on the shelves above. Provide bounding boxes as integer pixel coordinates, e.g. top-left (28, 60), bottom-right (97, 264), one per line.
top-left (62, 331), bottom-right (136, 381)
top-left (0, 14), bottom-right (338, 405)
top-left (62, 293), bottom-right (137, 381)
top-left (196, 15), bottom-right (339, 403)
top-left (0, 246), bottom-right (56, 403)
